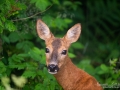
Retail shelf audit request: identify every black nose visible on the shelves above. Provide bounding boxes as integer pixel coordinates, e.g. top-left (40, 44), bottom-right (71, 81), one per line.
top-left (47, 64), bottom-right (59, 73)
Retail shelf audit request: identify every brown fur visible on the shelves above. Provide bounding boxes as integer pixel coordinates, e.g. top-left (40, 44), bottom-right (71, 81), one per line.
top-left (54, 56), bottom-right (103, 90)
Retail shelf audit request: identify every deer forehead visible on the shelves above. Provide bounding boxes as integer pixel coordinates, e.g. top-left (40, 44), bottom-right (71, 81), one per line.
top-left (52, 39), bottom-right (61, 49)
top-left (46, 38), bottom-right (67, 51)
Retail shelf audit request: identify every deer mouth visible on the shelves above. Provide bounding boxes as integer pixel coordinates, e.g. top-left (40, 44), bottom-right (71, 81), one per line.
top-left (47, 64), bottom-right (59, 74)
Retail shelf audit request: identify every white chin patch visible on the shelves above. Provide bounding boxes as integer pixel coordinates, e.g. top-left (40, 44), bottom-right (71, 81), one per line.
top-left (48, 71), bottom-right (58, 74)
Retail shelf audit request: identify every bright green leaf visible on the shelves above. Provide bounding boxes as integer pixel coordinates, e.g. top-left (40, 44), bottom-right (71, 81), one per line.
top-left (35, 0), bottom-right (51, 11)
top-left (64, 18), bottom-right (72, 24)
top-left (100, 64), bottom-right (109, 72)
top-left (68, 53), bottom-right (76, 58)
top-left (23, 70), bottom-right (36, 78)
top-left (5, 20), bottom-right (16, 32)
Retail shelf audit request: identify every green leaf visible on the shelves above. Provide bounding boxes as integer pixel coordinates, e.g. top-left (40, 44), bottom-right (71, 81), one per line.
top-left (21, 33), bottom-right (34, 40)
top-left (16, 41), bottom-right (34, 52)
top-left (52, 0), bottom-right (60, 5)
top-left (64, 18), bottom-right (72, 24)
top-left (100, 64), bottom-right (109, 72)
top-left (1, 35), bottom-right (10, 43)
top-left (32, 47), bottom-right (41, 54)
top-left (42, 15), bottom-right (53, 26)
top-left (1, 16), bottom-right (5, 22)
top-left (1, 57), bottom-right (8, 65)
top-left (17, 3), bottom-right (27, 10)
top-left (5, 20), bottom-right (16, 32)
top-left (54, 18), bottom-right (66, 30)
top-left (78, 59), bottom-right (90, 66)
top-left (77, 60), bottom-right (95, 75)
top-left (23, 70), bottom-right (36, 78)
top-left (35, 84), bottom-right (43, 90)
top-left (18, 53), bottom-right (29, 58)
top-left (0, 62), bottom-right (6, 74)
top-left (0, 27), bottom-right (3, 33)
top-left (0, 20), bottom-right (3, 27)
top-left (0, 0), bottom-right (4, 5)
top-left (39, 49), bottom-right (46, 64)
top-left (28, 47), bottom-right (42, 61)
top-left (0, 61), bottom-right (5, 67)
top-left (68, 53), bottom-right (76, 58)
top-left (17, 64), bottom-right (26, 69)
top-left (0, 86), bottom-right (5, 90)
top-left (30, 0), bottom-right (35, 3)
top-left (9, 54), bottom-right (24, 63)
top-left (8, 32), bottom-right (20, 43)
top-left (35, 0), bottom-right (51, 11)
top-left (16, 41), bottom-right (24, 49)
top-left (72, 42), bottom-right (84, 49)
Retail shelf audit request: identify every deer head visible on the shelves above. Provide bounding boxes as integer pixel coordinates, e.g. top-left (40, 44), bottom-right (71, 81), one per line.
top-left (36, 20), bottom-right (81, 74)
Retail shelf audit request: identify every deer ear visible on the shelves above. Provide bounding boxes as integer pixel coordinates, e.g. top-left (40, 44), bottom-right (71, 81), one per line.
top-left (64, 23), bottom-right (81, 44)
top-left (36, 19), bottom-right (54, 41)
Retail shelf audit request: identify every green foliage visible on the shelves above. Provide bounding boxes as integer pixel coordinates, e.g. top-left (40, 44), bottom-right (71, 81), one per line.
top-left (31, 0), bottom-right (51, 11)
top-left (0, 0), bottom-right (120, 90)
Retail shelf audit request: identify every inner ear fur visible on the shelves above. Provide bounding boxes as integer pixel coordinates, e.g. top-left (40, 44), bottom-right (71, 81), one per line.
top-left (36, 19), bottom-right (54, 41)
top-left (64, 23), bottom-right (81, 44)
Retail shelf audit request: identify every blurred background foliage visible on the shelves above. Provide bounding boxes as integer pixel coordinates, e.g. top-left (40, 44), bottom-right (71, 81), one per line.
top-left (0, 0), bottom-right (120, 90)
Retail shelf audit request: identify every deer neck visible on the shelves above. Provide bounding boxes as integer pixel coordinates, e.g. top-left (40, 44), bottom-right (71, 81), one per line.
top-left (54, 55), bottom-right (84, 89)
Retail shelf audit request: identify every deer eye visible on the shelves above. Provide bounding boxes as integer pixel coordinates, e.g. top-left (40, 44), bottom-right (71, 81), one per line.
top-left (45, 48), bottom-right (50, 53)
top-left (61, 50), bottom-right (67, 55)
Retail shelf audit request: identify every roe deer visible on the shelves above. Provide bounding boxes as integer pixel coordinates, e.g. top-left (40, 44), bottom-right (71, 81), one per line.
top-left (36, 19), bottom-right (103, 90)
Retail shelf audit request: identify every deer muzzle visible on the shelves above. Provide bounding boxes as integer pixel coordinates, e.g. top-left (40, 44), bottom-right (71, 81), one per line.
top-left (47, 64), bottom-right (59, 74)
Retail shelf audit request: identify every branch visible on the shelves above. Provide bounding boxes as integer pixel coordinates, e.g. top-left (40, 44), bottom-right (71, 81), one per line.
top-left (12, 5), bottom-right (53, 21)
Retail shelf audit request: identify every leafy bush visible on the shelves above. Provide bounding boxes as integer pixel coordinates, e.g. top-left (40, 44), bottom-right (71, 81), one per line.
top-left (0, 0), bottom-right (120, 90)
